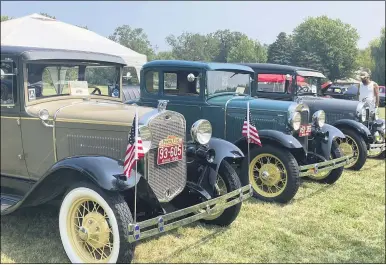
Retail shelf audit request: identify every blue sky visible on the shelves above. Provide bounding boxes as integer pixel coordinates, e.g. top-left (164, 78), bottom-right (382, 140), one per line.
top-left (1, 1), bottom-right (385, 51)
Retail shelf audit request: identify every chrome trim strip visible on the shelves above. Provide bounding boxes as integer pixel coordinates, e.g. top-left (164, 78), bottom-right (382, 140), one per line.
top-left (368, 143), bottom-right (385, 153)
top-left (127, 184), bottom-right (252, 242)
top-left (299, 154), bottom-right (355, 177)
top-left (224, 96), bottom-right (245, 138)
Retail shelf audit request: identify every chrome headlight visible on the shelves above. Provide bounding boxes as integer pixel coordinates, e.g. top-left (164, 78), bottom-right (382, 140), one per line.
top-left (312, 110), bottom-right (326, 128)
top-left (139, 125), bottom-right (152, 153)
top-left (191, 119), bottom-right (212, 145)
top-left (289, 111), bottom-right (301, 131)
top-left (356, 102), bottom-right (367, 122)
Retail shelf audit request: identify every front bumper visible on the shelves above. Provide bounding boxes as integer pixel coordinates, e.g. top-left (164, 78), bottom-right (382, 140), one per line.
top-left (299, 154), bottom-right (355, 177)
top-left (127, 184), bottom-right (253, 243)
top-left (369, 142), bottom-right (385, 153)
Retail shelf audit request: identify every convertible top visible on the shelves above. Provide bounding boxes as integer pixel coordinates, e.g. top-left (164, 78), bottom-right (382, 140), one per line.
top-left (1, 45), bottom-right (126, 65)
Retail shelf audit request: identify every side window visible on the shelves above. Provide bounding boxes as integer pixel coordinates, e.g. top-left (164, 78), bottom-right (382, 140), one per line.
top-left (164, 71), bottom-right (200, 96)
top-left (123, 66), bottom-right (139, 86)
top-left (144, 70), bottom-right (159, 93)
top-left (257, 74), bottom-right (291, 93)
top-left (1, 59), bottom-right (16, 106)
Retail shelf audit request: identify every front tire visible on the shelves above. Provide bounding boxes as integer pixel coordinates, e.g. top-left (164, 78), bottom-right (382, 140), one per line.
top-left (200, 160), bottom-right (242, 227)
top-left (308, 140), bottom-right (344, 184)
top-left (337, 128), bottom-right (367, 170)
top-left (240, 145), bottom-right (300, 204)
top-left (59, 182), bottom-right (135, 264)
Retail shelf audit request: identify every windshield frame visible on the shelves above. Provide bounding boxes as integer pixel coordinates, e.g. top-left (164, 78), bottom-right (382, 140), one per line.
top-left (294, 74), bottom-right (325, 97)
top-left (23, 60), bottom-right (123, 107)
top-left (205, 69), bottom-right (253, 99)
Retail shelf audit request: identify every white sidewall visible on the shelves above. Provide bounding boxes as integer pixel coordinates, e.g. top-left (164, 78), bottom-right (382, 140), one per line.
top-left (59, 187), bottom-right (120, 263)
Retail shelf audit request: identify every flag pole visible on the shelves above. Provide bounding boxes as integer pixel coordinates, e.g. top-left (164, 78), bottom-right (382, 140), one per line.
top-left (247, 101), bottom-right (251, 180)
top-left (134, 108), bottom-right (138, 224)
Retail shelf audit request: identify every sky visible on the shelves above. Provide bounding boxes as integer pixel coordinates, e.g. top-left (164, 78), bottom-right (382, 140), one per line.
top-left (1, 1), bottom-right (385, 51)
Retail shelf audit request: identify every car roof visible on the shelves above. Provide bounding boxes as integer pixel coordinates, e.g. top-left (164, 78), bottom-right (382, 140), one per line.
top-left (1, 45), bottom-right (126, 65)
top-left (143, 60), bottom-right (254, 73)
top-left (240, 63), bottom-right (319, 73)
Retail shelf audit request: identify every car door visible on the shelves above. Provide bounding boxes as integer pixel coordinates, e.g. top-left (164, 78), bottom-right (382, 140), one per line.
top-left (1, 56), bottom-right (32, 195)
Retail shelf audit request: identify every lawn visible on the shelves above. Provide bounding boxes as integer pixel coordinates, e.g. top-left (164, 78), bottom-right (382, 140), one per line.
top-left (1, 109), bottom-right (385, 263)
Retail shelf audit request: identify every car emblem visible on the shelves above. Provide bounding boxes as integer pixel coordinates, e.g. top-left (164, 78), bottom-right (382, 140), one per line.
top-left (157, 100), bottom-right (169, 112)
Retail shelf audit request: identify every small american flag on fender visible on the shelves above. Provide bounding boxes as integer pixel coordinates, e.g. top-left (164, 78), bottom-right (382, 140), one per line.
top-left (124, 110), bottom-right (145, 178)
top-left (242, 101), bottom-right (262, 146)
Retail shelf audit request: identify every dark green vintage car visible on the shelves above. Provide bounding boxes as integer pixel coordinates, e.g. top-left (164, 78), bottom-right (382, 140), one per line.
top-left (0, 46), bottom-right (253, 263)
top-left (123, 60), bottom-right (354, 204)
top-left (242, 63), bottom-right (385, 165)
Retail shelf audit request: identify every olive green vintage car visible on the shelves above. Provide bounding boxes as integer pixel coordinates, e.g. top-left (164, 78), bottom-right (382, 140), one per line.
top-left (0, 46), bottom-right (252, 263)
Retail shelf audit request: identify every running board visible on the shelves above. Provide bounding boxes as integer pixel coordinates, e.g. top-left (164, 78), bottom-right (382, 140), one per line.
top-left (1, 194), bottom-right (22, 212)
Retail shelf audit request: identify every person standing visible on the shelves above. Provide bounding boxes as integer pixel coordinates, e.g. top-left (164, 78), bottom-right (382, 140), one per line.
top-left (358, 71), bottom-right (380, 111)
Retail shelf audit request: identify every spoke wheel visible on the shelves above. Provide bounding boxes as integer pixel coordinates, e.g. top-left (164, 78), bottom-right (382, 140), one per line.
top-left (336, 135), bottom-right (359, 168)
top-left (202, 175), bottom-right (228, 221)
top-left (67, 198), bottom-right (114, 263)
top-left (249, 154), bottom-right (288, 198)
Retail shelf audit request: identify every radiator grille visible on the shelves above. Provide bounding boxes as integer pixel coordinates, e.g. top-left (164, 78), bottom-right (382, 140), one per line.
top-left (147, 111), bottom-right (187, 202)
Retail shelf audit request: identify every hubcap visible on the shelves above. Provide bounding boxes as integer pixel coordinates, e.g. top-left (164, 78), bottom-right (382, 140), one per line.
top-left (337, 135), bottom-right (359, 168)
top-left (249, 154), bottom-right (288, 198)
top-left (67, 199), bottom-right (114, 263)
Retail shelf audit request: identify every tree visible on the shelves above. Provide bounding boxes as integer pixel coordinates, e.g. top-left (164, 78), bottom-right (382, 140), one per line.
top-left (292, 16), bottom-right (360, 81)
top-left (109, 25), bottom-right (155, 60)
top-left (1, 15), bottom-right (11, 22)
top-left (356, 47), bottom-right (375, 72)
top-left (227, 36), bottom-right (267, 63)
top-left (267, 32), bottom-right (294, 65)
top-left (209, 30), bottom-right (245, 62)
top-left (39, 13), bottom-right (56, 19)
top-left (165, 32), bottom-right (218, 61)
top-left (370, 27), bottom-right (385, 85)
top-left (154, 51), bottom-right (175, 60)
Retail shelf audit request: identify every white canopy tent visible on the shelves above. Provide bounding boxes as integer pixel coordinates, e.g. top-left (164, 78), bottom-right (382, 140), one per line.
top-left (1, 13), bottom-right (147, 81)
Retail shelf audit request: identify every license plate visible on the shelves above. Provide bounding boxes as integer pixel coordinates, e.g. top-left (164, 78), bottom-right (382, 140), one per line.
top-left (157, 136), bottom-right (183, 165)
top-left (299, 124), bottom-right (312, 137)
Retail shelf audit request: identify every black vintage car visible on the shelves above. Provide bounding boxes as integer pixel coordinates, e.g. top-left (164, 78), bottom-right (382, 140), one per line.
top-left (240, 63), bottom-right (385, 166)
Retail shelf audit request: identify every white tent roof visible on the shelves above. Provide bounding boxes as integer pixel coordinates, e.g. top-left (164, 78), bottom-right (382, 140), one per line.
top-left (1, 13), bottom-right (147, 71)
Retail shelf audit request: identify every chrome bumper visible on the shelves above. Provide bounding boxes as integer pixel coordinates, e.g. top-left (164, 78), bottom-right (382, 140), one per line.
top-left (369, 142), bottom-right (385, 153)
top-left (127, 184), bottom-right (253, 243)
top-left (299, 155), bottom-right (355, 177)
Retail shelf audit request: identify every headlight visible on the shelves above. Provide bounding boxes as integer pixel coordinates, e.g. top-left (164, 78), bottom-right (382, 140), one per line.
top-left (191, 119), bottom-right (212, 145)
top-left (139, 125), bottom-right (152, 153)
top-left (360, 108), bottom-right (367, 122)
top-left (289, 111), bottom-right (301, 131)
top-left (312, 110), bottom-right (326, 128)
top-left (356, 102), bottom-right (367, 122)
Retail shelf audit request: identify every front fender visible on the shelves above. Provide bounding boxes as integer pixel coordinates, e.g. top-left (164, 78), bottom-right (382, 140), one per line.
top-left (48, 156), bottom-right (141, 191)
top-left (332, 119), bottom-right (372, 143)
top-left (317, 124), bottom-right (345, 159)
top-left (258, 130), bottom-right (304, 149)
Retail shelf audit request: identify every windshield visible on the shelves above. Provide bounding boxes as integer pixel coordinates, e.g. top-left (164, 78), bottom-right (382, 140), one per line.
top-left (296, 75), bottom-right (324, 96)
top-left (206, 70), bottom-right (251, 97)
top-left (26, 62), bottom-right (121, 101)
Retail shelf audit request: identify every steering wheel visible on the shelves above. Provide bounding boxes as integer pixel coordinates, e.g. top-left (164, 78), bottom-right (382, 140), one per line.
top-left (89, 85), bottom-right (102, 95)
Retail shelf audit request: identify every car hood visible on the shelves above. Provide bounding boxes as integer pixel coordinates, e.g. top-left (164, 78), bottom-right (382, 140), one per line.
top-left (208, 95), bottom-right (294, 111)
top-left (296, 96), bottom-right (361, 113)
top-left (25, 98), bottom-right (155, 126)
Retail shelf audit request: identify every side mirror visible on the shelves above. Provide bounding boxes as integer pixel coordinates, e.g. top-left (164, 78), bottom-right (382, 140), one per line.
top-left (38, 109), bottom-right (54, 128)
top-left (187, 73), bottom-right (196, 82)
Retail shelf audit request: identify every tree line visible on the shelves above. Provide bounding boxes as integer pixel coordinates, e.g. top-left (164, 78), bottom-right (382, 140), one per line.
top-left (1, 14), bottom-right (385, 84)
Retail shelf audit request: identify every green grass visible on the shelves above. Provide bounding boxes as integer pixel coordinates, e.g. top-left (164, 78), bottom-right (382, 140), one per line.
top-left (1, 109), bottom-right (385, 263)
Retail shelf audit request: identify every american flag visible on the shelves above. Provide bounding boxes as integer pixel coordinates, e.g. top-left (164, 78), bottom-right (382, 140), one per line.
top-left (124, 110), bottom-right (145, 178)
top-left (242, 101), bottom-right (262, 146)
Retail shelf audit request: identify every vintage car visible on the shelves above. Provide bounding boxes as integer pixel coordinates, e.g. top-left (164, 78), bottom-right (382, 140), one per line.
top-left (0, 46), bottom-right (253, 263)
top-left (122, 60), bottom-right (354, 204)
top-left (242, 63), bottom-right (386, 164)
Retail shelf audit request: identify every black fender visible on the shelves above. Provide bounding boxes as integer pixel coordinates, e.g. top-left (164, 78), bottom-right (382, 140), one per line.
top-left (12, 156), bottom-right (142, 211)
top-left (317, 124), bottom-right (345, 159)
top-left (332, 119), bottom-right (372, 143)
top-left (207, 137), bottom-right (244, 186)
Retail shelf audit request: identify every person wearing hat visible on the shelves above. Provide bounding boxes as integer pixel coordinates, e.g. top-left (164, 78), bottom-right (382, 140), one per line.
top-left (357, 70), bottom-right (380, 110)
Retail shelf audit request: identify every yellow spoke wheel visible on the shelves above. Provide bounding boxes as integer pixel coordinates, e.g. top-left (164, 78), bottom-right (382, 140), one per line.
top-left (67, 198), bottom-right (113, 263)
top-left (249, 153), bottom-right (288, 198)
top-left (337, 135), bottom-right (359, 168)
